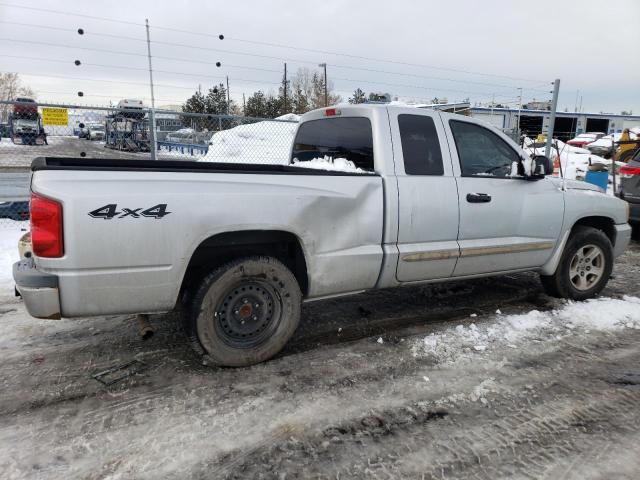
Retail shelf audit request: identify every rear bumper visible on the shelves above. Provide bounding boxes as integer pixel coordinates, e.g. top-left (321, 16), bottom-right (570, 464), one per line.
top-left (13, 259), bottom-right (61, 319)
top-left (614, 223), bottom-right (632, 258)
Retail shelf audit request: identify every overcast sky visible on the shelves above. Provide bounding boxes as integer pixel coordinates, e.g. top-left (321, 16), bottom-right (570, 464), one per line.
top-left (1, 0), bottom-right (639, 113)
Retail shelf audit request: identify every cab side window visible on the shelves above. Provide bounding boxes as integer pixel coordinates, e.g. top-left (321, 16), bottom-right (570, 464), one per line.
top-left (398, 114), bottom-right (444, 175)
top-left (449, 120), bottom-right (519, 178)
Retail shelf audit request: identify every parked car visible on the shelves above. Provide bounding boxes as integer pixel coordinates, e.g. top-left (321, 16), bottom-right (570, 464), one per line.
top-left (166, 128), bottom-right (197, 143)
top-left (618, 149), bottom-right (640, 224)
top-left (116, 99), bottom-right (145, 119)
top-left (586, 134), bottom-right (619, 158)
top-left (567, 132), bottom-right (606, 148)
top-left (12, 97), bottom-right (38, 119)
top-left (13, 105), bottom-right (631, 366)
top-left (87, 124), bottom-right (105, 141)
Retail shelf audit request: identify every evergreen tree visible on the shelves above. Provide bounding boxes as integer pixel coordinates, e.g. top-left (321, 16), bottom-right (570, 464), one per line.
top-left (265, 94), bottom-right (283, 118)
top-left (205, 84), bottom-right (228, 115)
top-left (244, 90), bottom-right (268, 118)
top-left (292, 84), bottom-right (309, 114)
top-left (349, 88), bottom-right (366, 104)
top-left (181, 90), bottom-right (207, 128)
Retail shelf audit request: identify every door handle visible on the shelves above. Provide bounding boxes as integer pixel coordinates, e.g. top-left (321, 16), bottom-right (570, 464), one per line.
top-left (466, 193), bottom-right (492, 203)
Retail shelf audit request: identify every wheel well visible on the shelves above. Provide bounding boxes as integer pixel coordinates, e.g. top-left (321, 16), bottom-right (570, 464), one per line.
top-left (179, 230), bottom-right (309, 301)
top-left (572, 216), bottom-right (616, 245)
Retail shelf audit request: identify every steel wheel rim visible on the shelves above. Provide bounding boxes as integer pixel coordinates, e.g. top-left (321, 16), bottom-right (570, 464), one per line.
top-left (214, 281), bottom-right (282, 349)
top-left (569, 244), bottom-right (605, 291)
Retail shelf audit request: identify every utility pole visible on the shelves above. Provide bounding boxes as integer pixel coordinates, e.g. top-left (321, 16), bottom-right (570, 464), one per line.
top-left (283, 62), bottom-right (288, 113)
top-left (242, 93), bottom-right (246, 116)
top-left (145, 18), bottom-right (157, 160)
top-left (516, 87), bottom-right (523, 139)
top-left (318, 62), bottom-right (328, 107)
top-left (226, 76), bottom-right (230, 115)
top-left (544, 78), bottom-right (561, 159)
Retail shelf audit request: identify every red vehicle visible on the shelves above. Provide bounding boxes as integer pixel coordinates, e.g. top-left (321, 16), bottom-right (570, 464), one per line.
top-left (12, 97), bottom-right (38, 120)
top-left (9, 98), bottom-right (46, 145)
top-left (567, 132), bottom-right (606, 148)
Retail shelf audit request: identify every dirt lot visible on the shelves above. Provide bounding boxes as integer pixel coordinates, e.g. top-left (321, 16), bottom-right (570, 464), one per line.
top-left (1, 239), bottom-right (640, 479)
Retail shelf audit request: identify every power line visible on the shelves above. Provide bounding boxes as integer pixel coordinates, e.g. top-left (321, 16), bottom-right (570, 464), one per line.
top-left (19, 71), bottom-right (280, 90)
top-left (0, 37), bottom-right (148, 57)
top-left (0, 2), bottom-right (143, 26)
top-left (1, 21), bottom-right (549, 93)
top-left (0, 44), bottom-right (529, 99)
top-left (0, 1), bottom-right (548, 85)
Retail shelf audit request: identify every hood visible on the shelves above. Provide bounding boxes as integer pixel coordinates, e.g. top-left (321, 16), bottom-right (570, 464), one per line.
top-left (548, 177), bottom-right (603, 193)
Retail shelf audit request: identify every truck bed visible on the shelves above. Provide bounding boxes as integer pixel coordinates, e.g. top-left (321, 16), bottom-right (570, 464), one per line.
top-left (29, 157), bottom-right (385, 316)
top-left (31, 157), bottom-right (373, 176)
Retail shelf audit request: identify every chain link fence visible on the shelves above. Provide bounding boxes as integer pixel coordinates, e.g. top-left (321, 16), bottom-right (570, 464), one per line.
top-left (0, 100), bottom-right (300, 228)
top-left (0, 100), bottom-right (300, 166)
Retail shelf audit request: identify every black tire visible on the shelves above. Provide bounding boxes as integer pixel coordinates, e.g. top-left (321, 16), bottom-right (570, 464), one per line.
top-left (185, 256), bottom-right (302, 367)
top-left (540, 226), bottom-right (613, 300)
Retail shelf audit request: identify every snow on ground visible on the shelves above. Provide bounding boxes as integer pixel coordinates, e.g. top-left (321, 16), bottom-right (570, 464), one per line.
top-left (0, 222), bottom-right (28, 299)
top-left (200, 114), bottom-right (299, 165)
top-left (412, 296), bottom-right (640, 364)
top-left (291, 156), bottom-right (371, 173)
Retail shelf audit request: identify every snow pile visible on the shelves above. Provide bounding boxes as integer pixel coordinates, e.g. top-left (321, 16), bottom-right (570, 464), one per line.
top-left (201, 114), bottom-right (299, 165)
top-left (412, 296), bottom-right (640, 364)
top-left (587, 131), bottom-right (637, 149)
top-left (291, 156), bottom-right (371, 173)
top-left (0, 222), bottom-right (28, 298)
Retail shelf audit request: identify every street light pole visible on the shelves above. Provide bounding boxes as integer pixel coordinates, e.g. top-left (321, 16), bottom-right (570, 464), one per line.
top-left (318, 63), bottom-right (328, 107)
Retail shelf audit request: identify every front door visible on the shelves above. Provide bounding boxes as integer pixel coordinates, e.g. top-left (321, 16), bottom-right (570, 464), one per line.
top-left (443, 118), bottom-right (564, 276)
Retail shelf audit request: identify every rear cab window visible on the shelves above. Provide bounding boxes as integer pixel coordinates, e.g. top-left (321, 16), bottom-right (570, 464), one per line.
top-left (291, 117), bottom-right (374, 171)
top-left (398, 114), bottom-right (444, 175)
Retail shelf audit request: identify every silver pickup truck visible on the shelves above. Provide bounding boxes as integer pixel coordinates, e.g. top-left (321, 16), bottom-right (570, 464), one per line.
top-left (13, 104), bottom-right (631, 366)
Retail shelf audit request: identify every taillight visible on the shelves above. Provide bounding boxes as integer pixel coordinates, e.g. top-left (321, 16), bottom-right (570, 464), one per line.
top-left (620, 166), bottom-right (640, 178)
top-left (30, 193), bottom-right (64, 258)
top-left (324, 108), bottom-right (341, 116)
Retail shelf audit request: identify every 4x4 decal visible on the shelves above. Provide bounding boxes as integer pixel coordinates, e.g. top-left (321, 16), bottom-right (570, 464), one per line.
top-left (89, 203), bottom-right (171, 220)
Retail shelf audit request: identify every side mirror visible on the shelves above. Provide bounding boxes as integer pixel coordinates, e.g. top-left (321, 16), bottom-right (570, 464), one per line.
top-left (531, 155), bottom-right (553, 177)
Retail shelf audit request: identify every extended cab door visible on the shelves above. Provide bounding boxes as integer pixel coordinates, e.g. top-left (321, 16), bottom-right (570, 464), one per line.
top-left (390, 109), bottom-right (461, 282)
top-left (442, 116), bottom-right (564, 276)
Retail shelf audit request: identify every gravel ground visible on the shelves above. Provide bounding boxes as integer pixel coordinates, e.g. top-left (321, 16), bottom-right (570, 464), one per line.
top-left (1, 240), bottom-right (640, 479)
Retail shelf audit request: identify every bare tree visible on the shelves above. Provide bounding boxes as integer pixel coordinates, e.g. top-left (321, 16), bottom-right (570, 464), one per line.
top-left (290, 67), bottom-right (341, 112)
top-left (0, 73), bottom-right (36, 122)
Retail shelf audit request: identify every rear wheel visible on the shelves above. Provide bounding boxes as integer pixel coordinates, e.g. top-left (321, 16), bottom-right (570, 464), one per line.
top-left (185, 256), bottom-right (302, 367)
top-left (540, 226), bottom-right (613, 300)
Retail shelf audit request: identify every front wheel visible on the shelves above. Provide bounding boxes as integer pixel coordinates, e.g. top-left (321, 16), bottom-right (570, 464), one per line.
top-left (185, 256), bottom-right (302, 367)
top-left (540, 226), bottom-right (613, 300)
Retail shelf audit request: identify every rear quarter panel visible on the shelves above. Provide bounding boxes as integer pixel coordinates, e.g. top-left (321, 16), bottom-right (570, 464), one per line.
top-left (31, 170), bottom-right (384, 317)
